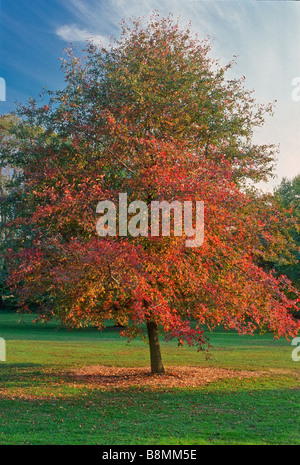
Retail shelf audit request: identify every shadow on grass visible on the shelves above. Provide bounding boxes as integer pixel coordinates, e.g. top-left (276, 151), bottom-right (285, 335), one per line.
top-left (0, 385), bottom-right (299, 445)
top-left (0, 358), bottom-right (299, 445)
top-left (0, 363), bottom-right (59, 387)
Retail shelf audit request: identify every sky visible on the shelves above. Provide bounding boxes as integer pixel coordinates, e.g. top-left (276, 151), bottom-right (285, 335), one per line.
top-left (0, 0), bottom-right (299, 191)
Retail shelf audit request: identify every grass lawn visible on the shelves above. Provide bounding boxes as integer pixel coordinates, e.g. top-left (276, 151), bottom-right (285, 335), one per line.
top-left (0, 311), bottom-right (299, 445)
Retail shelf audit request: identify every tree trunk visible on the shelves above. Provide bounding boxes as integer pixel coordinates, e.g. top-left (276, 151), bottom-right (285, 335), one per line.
top-left (146, 321), bottom-right (165, 374)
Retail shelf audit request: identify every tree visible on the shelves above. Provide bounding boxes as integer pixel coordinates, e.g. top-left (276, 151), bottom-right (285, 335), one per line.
top-left (273, 176), bottom-right (300, 290)
top-left (1, 14), bottom-right (299, 374)
top-left (0, 115), bottom-right (20, 309)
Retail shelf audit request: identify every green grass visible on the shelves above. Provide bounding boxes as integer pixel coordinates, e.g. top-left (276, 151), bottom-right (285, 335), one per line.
top-left (0, 311), bottom-right (299, 445)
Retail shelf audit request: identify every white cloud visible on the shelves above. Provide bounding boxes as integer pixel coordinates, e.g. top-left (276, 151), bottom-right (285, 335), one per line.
top-left (56, 24), bottom-right (108, 46)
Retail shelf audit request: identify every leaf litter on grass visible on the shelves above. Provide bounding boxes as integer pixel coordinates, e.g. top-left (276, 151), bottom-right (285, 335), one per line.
top-left (61, 365), bottom-right (265, 390)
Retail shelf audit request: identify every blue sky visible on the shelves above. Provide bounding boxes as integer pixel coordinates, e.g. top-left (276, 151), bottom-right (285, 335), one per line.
top-left (0, 0), bottom-right (299, 191)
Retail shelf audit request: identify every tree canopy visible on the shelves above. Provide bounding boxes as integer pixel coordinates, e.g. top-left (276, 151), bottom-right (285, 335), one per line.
top-left (1, 14), bottom-right (299, 373)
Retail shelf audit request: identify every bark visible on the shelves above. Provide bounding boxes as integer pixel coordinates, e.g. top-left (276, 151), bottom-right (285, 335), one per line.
top-left (146, 321), bottom-right (165, 374)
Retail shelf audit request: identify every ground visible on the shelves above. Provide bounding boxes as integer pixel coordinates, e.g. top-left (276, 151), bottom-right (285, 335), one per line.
top-left (0, 312), bottom-right (299, 445)
top-left (63, 365), bottom-right (263, 390)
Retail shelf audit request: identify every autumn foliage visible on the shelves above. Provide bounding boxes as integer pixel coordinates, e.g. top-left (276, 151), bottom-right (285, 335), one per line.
top-left (1, 14), bottom-right (299, 373)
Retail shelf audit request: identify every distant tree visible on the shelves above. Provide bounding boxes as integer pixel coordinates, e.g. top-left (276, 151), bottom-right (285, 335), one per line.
top-left (275, 175), bottom-right (300, 218)
top-left (0, 115), bottom-right (20, 308)
top-left (273, 176), bottom-right (300, 289)
top-left (1, 14), bottom-right (299, 373)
